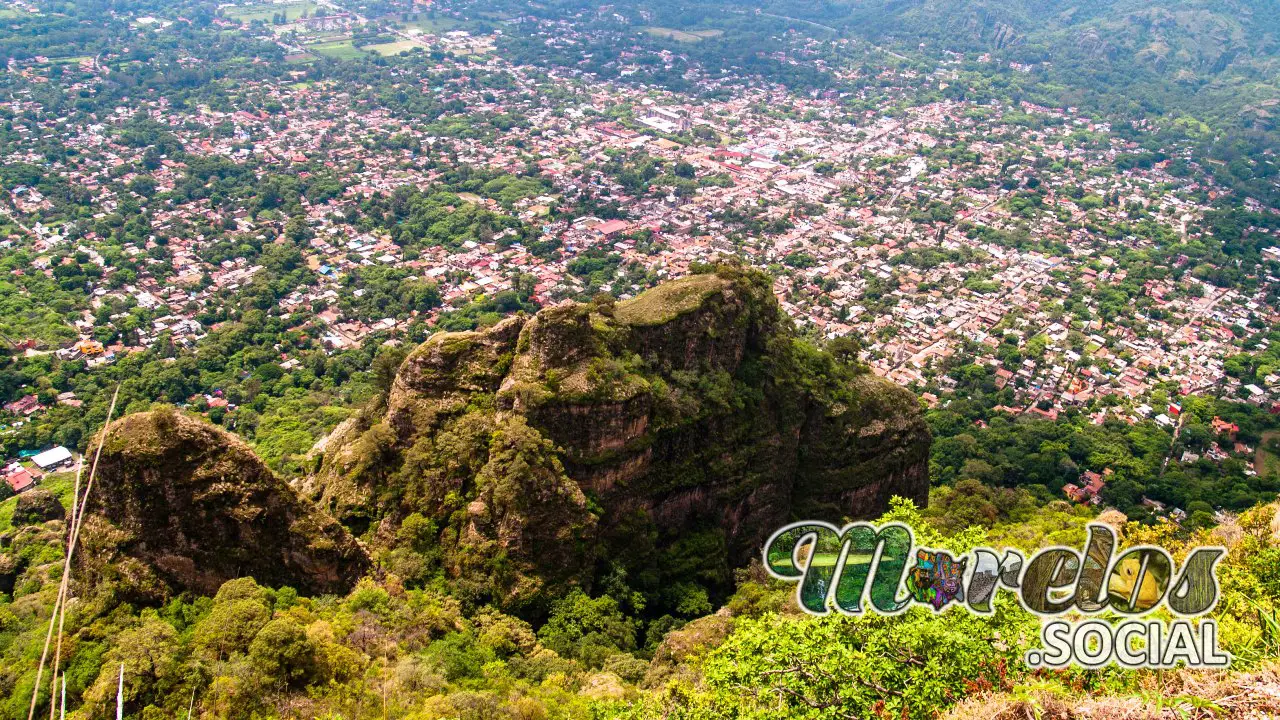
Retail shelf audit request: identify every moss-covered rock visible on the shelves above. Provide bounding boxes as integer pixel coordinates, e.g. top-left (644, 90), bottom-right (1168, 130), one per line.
top-left (80, 409), bottom-right (370, 598)
top-left (643, 610), bottom-right (735, 688)
top-left (311, 267), bottom-right (931, 616)
top-left (11, 488), bottom-right (65, 526)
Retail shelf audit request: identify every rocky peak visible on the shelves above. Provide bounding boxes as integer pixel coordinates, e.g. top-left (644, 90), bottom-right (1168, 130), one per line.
top-left (80, 408), bottom-right (369, 599)
top-left (310, 267), bottom-right (930, 615)
top-left (12, 488), bottom-right (66, 527)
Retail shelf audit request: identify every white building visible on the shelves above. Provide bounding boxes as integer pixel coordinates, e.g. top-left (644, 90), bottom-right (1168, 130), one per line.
top-left (32, 445), bottom-right (73, 471)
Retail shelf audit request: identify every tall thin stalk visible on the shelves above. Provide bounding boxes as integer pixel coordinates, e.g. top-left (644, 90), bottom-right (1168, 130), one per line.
top-left (116, 664), bottom-right (124, 720)
top-left (27, 385), bottom-right (121, 720)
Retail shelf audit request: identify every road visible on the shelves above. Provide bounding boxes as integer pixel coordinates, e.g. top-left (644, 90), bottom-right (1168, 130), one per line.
top-left (1159, 412), bottom-right (1186, 476)
top-left (753, 12), bottom-right (839, 34)
top-left (0, 193), bottom-right (38, 241)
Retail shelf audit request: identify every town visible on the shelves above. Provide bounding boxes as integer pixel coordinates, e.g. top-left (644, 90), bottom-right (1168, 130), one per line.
top-left (1, 0), bottom-right (1278, 519)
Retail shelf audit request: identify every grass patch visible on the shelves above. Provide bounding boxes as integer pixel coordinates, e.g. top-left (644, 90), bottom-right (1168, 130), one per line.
top-left (615, 274), bottom-right (727, 327)
top-left (642, 27), bottom-right (723, 43)
top-left (0, 471), bottom-right (76, 532)
top-left (307, 39), bottom-right (366, 60)
top-left (224, 0), bottom-right (318, 24)
top-left (768, 552), bottom-right (874, 570)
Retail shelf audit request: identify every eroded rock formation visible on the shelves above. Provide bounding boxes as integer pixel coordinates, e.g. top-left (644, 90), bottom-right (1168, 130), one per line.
top-left (309, 267), bottom-right (930, 614)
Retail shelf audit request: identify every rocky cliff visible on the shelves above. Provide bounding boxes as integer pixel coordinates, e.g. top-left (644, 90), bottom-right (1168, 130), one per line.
top-left (80, 409), bottom-right (369, 598)
top-left (308, 267), bottom-right (930, 614)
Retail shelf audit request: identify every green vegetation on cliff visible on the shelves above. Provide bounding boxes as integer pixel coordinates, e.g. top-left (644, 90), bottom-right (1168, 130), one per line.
top-left (5, 486), bottom-right (1280, 719)
top-left (3, 271), bottom-right (1279, 720)
top-left (80, 408), bottom-right (370, 599)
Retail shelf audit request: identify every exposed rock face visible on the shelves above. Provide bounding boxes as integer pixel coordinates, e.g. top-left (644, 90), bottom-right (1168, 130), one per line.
top-left (81, 409), bottom-right (369, 597)
top-left (310, 268), bottom-right (930, 614)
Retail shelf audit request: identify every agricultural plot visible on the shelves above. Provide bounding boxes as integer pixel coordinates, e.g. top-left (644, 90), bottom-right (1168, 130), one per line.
top-left (396, 16), bottom-right (461, 34)
top-left (642, 27), bottom-right (723, 43)
top-left (306, 39), bottom-right (365, 60)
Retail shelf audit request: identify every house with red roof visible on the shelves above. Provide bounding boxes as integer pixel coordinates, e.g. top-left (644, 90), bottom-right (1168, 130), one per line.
top-left (4, 465), bottom-right (35, 494)
top-left (1211, 416), bottom-right (1239, 441)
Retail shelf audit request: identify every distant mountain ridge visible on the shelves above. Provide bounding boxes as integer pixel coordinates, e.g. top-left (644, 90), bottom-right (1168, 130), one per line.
top-left (759, 0), bottom-right (1278, 76)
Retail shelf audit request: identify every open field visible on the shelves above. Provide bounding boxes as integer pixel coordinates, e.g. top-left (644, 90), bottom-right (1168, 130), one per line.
top-left (1258, 430), bottom-right (1280, 477)
top-left (28, 55), bottom-right (91, 66)
top-left (224, 1), bottom-right (318, 23)
top-left (395, 16), bottom-right (461, 34)
top-left (365, 39), bottom-right (424, 56)
top-left (642, 27), bottom-right (723, 43)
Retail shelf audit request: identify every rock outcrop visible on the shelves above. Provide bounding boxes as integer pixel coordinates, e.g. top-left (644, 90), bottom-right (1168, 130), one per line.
top-left (309, 267), bottom-right (930, 614)
top-left (12, 488), bottom-right (65, 526)
top-left (81, 409), bottom-right (369, 598)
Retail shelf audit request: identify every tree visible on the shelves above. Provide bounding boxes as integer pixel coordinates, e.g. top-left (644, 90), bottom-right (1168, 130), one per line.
top-left (827, 336), bottom-right (862, 364)
top-left (537, 590), bottom-right (637, 667)
top-left (284, 214), bottom-right (312, 243)
top-left (192, 578), bottom-right (272, 660)
top-left (372, 345), bottom-right (409, 400)
top-left (83, 618), bottom-right (182, 714)
top-left (249, 617), bottom-right (317, 686)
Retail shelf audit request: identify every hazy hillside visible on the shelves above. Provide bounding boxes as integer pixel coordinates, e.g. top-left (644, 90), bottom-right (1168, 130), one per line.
top-left (759, 0), bottom-right (1279, 65)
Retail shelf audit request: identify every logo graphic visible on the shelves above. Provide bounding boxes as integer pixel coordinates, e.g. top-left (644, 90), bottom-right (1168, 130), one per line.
top-left (905, 549), bottom-right (967, 610)
top-left (763, 521), bottom-right (1230, 669)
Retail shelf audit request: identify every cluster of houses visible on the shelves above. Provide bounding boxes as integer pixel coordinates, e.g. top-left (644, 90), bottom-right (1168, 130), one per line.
top-left (2, 445), bottom-right (74, 495)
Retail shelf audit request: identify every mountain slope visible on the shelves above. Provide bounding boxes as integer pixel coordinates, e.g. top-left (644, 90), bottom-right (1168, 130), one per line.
top-left (760, 0), bottom-right (1279, 70)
